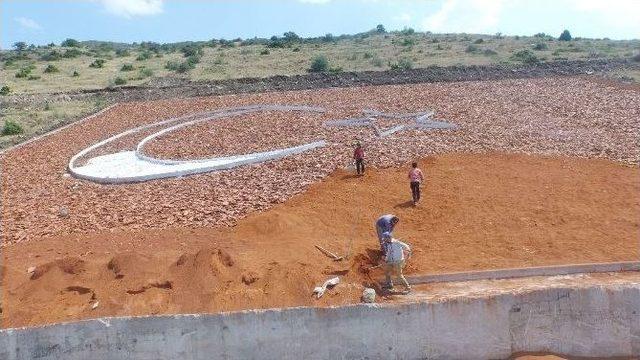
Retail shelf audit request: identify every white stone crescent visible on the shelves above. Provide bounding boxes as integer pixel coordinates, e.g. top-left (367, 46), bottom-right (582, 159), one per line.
top-left (68, 104), bottom-right (457, 184)
top-left (68, 105), bottom-right (327, 184)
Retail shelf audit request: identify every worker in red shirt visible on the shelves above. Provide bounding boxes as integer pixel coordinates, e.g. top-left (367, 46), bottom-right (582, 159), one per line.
top-left (353, 142), bottom-right (365, 175)
top-left (408, 161), bottom-right (425, 206)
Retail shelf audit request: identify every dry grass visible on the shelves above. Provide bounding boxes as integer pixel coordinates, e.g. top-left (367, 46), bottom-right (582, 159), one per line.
top-left (0, 99), bottom-right (103, 149)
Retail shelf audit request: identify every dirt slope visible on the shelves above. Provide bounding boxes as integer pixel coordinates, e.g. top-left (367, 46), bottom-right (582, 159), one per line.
top-left (2, 153), bottom-right (638, 328)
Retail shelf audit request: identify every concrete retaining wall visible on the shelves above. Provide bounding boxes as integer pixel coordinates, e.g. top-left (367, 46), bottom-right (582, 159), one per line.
top-left (1, 280), bottom-right (638, 359)
top-left (407, 261), bottom-right (640, 285)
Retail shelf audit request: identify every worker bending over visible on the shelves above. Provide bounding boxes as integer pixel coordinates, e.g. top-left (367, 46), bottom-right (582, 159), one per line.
top-left (375, 214), bottom-right (399, 253)
top-left (381, 232), bottom-right (412, 293)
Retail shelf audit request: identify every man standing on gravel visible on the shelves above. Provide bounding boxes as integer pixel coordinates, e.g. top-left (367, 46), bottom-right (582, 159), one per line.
top-left (375, 214), bottom-right (399, 253)
top-left (381, 232), bottom-right (412, 294)
top-left (408, 162), bottom-right (425, 206)
top-left (353, 142), bottom-right (365, 175)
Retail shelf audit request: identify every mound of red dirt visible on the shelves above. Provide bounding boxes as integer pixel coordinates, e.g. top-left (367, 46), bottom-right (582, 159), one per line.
top-left (1, 153), bottom-right (638, 328)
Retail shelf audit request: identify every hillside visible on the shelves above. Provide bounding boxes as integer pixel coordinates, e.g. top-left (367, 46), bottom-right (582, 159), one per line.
top-left (2, 29), bottom-right (639, 94)
top-left (0, 28), bottom-right (639, 150)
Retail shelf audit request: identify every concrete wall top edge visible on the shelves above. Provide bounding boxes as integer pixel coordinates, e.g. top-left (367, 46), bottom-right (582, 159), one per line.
top-left (2, 270), bottom-right (639, 333)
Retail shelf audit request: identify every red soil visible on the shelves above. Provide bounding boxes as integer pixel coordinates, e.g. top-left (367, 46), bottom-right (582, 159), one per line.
top-left (2, 153), bottom-right (638, 328)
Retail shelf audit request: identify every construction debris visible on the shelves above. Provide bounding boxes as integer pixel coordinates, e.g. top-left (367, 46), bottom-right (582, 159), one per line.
top-left (313, 277), bottom-right (340, 299)
top-left (314, 245), bottom-right (343, 261)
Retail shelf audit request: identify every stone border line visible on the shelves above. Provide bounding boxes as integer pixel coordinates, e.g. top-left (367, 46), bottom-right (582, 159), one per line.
top-left (325, 109), bottom-right (458, 138)
top-left (135, 104), bottom-right (325, 164)
top-left (405, 260), bottom-right (640, 285)
top-left (67, 105), bottom-right (327, 184)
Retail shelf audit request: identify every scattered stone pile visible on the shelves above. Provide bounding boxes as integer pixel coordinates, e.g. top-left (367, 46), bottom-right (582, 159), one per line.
top-left (1, 77), bottom-right (638, 245)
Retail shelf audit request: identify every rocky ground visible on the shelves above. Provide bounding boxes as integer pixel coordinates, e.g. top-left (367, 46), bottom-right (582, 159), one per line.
top-left (1, 76), bottom-right (638, 245)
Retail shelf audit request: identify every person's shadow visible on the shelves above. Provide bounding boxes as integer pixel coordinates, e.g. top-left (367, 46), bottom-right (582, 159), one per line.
top-left (394, 200), bottom-right (414, 209)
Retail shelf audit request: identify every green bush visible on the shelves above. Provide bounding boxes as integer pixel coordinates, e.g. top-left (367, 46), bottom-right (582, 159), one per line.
top-left (44, 64), bottom-right (59, 73)
top-left (321, 33), bottom-right (334, 42)
top-left (15, 66), bottom-right (33, 78)
top-left (400, 38), bottom-right (416, 47)
top-left (61, 38), bottom-right (80, 47)
top-left (363, 52), bottom-right (373, 59)
top-left (2, 120), bottom-right (23, 136)
top-left (399, 27), bottom-right (415, 36)
top-left (376, 24), bottom-right (386, 33)
top-left (27, 75), bottom-right (41, 80)
top-left (390, 58), bottom-right (413, 70)
top-left (89, 59), bottom-right (106, 68)
top-left (533, 42), bottom-right (548, 51)
top-left (115, 49), bottom-right (130, 57)
top-left (176, 62), bottom-right (194, 73)
top-left (473, 38), bottom-right (484, 44)
top-left (260, 49), bottom-right (270, 55)
top-left (328, 66), bottom-right (343, 73)
top-left (165, 61), bottom-right (179, 71)
top-left (13, 42), bottom-right (27, 51)
top-left (72, 70), bottom-right (80, 77)
top-left (186, 55), bottom-right (201, 66)
top-left (114, 77), bottom-right (127, 85)
top-left (632, 53), bottom-right (640, 62)
top-left (309, 55), bottom-right (329, 72)
top-left (40, 50), bottom-right (62, 61)
top-left (0, 85), bottom-right (10, 95)
top-left (63, 48), bottom-right (82, 58)
top-left (181, 45), bottom-right (203, 58)
top-left (558, 30), bottom-right (572, 41)
top-left (121, 64), bottom-right (134, 71)
top-left (511, 49), bottom-right (539, 64)
top-left (136, 51), bottom-right (152, 61)
top-left (483, 49), bottom-right (498, 56)
top-left (292, 47), bottom-right (300, 52)
top-left (465, 45), bottom-right (480, 53)
top-left (138, 68), bottom-right (153, 79)
top-left (166, 60), bottom-right (195, 73)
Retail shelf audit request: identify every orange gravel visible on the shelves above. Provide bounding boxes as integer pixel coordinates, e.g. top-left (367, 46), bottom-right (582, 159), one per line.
top-left (2, 153), bottom-right (638, 328)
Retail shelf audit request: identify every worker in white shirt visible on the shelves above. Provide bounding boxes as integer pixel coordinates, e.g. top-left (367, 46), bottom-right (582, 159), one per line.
top-left (381, 231), bottom-right (412, 293)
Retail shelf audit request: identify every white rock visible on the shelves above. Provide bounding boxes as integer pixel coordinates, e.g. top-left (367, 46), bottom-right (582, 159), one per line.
top-left (362, 288), bottom-right (376, 303)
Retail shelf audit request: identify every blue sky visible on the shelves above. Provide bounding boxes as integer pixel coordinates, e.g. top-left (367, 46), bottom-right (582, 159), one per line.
top-left (2, 0), bottom-right (639, 49)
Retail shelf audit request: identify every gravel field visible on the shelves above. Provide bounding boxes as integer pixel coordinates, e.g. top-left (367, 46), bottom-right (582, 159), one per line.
top-left (1, 76), bottom-right (638, 245)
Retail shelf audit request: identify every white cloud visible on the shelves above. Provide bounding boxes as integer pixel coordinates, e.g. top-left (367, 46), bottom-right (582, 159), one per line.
top-left (100, 0), bottom-right (164, 18)
top-left (421, 0), bottom-right (506, 34)
top-left (15, 17), bottom-right (42, 30)
top-left (568, 0), bottom-right (640, 32)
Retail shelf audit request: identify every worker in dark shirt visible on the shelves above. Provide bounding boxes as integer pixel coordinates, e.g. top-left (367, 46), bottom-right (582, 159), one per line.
top-left (353, 142), bottom-right (365, 175)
